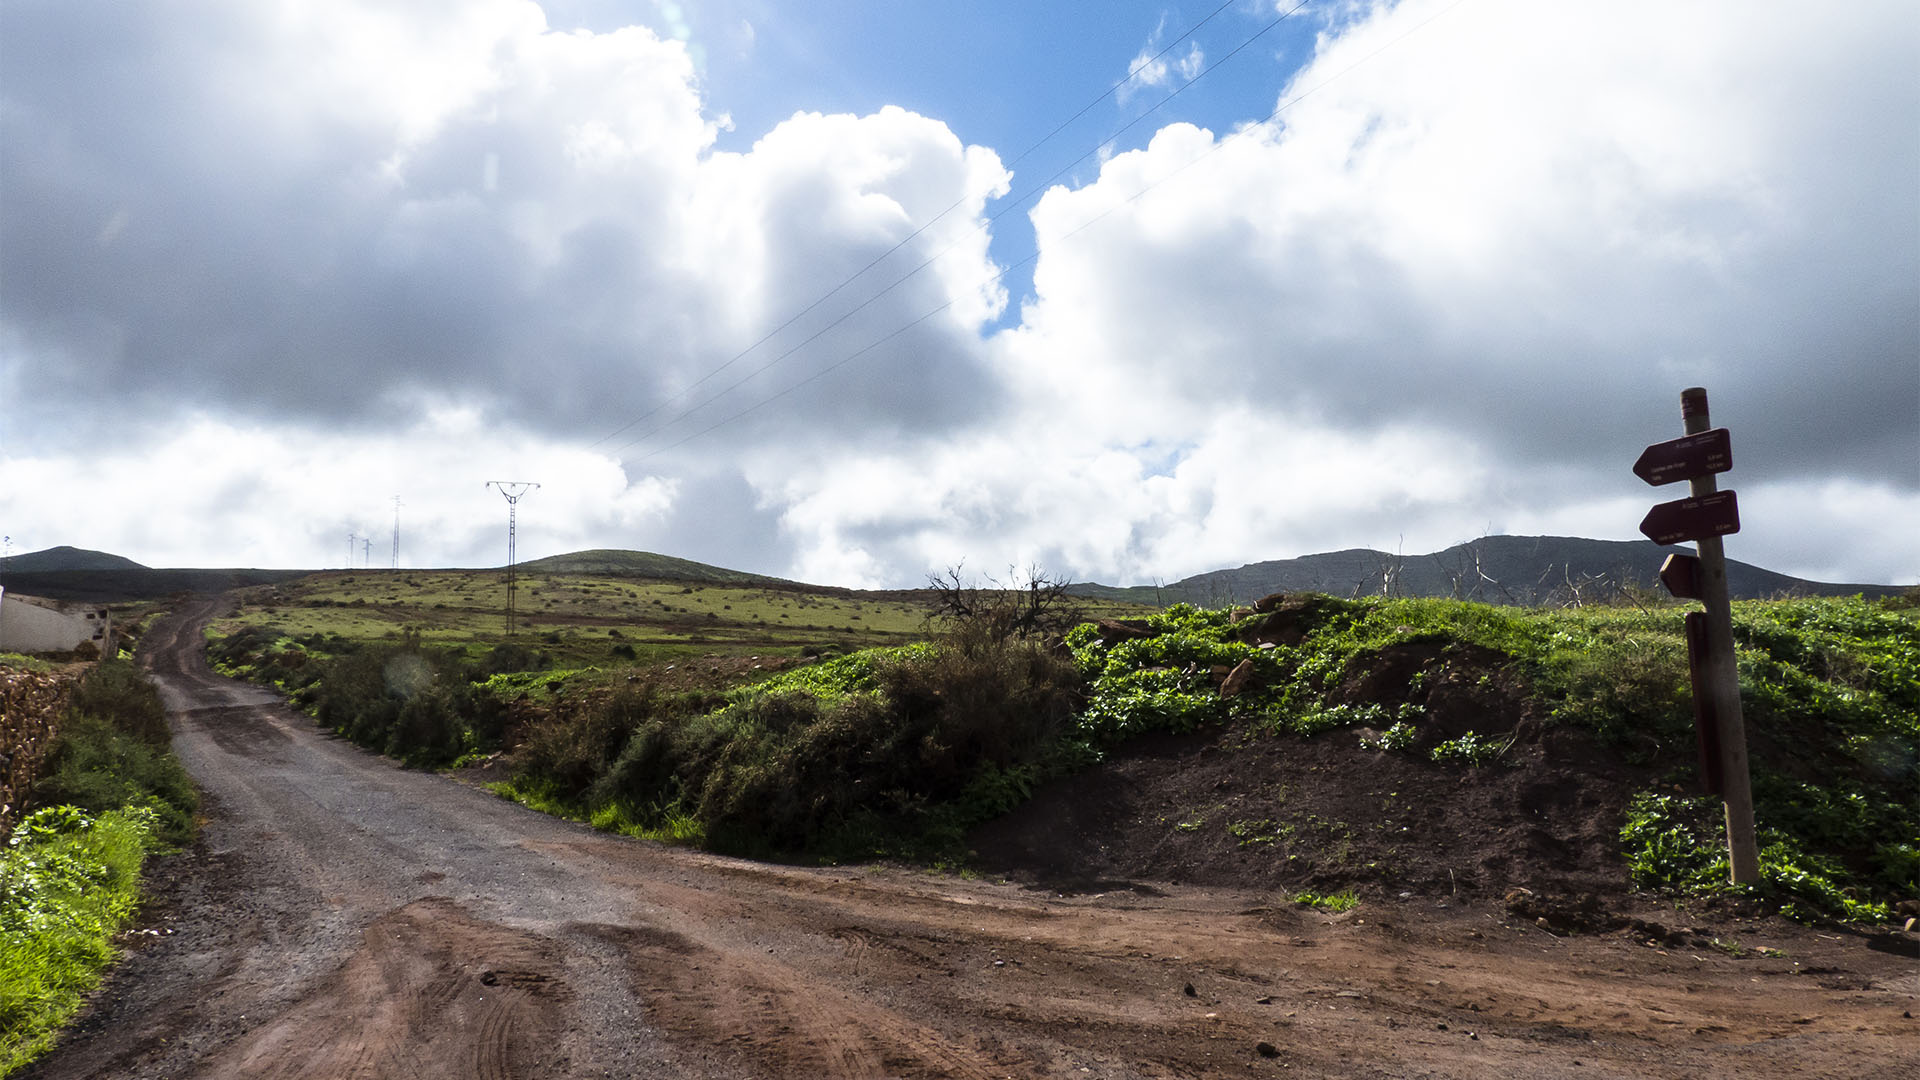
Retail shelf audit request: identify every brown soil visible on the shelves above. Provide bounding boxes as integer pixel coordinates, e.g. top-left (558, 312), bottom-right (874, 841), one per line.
top-left (20, 601), bottom-right (1920, 1079)
top-left (969, 714), bottom-right (1642, 906)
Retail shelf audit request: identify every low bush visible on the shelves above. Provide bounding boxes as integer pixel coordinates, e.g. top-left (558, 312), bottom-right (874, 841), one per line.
top-left (0, 805), bottom-right (160, 1074)
top-left (510, 629), bottom-right (1084, 858)
top-left (311, 640), bottom-right (505, 768)
top-left (33, 662), bottom-right (197, 846)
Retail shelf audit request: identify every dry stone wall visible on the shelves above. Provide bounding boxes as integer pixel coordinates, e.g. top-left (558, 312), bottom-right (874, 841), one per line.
top-left (1, 668), bottom-right (70, 837)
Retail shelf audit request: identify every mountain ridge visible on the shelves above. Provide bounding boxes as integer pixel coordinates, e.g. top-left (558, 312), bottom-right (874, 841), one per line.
top-left (1069, 535), bottom-right (1908, 606)
top-left (3, 545), bottom-right (149, 573)
top-left (3, 537), bottom-right (1906, 605)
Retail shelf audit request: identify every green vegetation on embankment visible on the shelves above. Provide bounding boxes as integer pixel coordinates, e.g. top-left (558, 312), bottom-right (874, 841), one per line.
top-left (1, 660), bottom-right (197, 1076)
top-left (205, 579), bottom-right (1917, 923)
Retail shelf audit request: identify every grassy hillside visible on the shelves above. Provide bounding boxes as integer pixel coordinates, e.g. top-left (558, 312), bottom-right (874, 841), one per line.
top-left (1075, 535), bottom-right (1909, 607)
top-left (1031, 594), bottom-right (1917, 921)
top-left (209, 568), bottom-right (937, 670)
top-left (515, 548), bottom-right (789, 584)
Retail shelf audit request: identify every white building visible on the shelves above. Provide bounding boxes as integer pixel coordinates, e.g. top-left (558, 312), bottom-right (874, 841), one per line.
top-left (0, 588), bottom-right (114, 655)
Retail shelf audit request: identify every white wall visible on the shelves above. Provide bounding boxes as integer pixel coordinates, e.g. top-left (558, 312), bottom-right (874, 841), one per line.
top-left (0, 589), bottom-right (112, 654)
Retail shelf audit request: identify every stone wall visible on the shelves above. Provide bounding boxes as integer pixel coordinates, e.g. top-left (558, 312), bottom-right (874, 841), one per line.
top-left (0, 668), bottom-right (71, 838)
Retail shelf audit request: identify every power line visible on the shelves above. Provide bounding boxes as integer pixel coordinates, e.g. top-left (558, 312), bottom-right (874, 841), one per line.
top-left (593, 1), bottom-right (1296, 457)
top-left (629, 0), bottom-right (1471, 459)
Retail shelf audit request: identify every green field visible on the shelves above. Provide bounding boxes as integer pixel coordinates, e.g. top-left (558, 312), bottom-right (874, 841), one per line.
top-left (206, 569), bottom-right (951, 667)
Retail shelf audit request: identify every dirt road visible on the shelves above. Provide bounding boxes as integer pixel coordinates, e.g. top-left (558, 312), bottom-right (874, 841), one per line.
top-left (22, 599), bottom-right (1919, 1078)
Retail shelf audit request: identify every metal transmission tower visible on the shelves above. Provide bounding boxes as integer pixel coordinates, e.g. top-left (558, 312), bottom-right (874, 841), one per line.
top-left (486, 481), bottom-right (540, 634)
top-left (362, 537), bottom-right (372, 567)
top-left (347, 532), bottom-right (358, 570)
top-left (391, 496), bottom-right (403, 571)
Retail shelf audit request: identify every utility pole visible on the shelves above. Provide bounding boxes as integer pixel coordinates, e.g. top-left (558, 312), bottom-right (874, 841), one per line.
top-left (391, 496), bottom-right (403, 571)
top-left (486, 481), bottom-right (540, 635)
top-left (347, 532), bottom-right (357, 570)
top-left (362, 537), bottom-right (372, 568)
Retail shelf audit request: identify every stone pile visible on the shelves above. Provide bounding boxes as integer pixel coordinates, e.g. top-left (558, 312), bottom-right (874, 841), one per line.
top-left (0, 668), bottom-right (71, 837)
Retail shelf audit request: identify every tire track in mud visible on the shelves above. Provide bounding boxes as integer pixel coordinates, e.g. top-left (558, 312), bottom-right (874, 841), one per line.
top-left (201, 899), bottom-right (570, 1080)
top-left (576, 920), bottom-right (1007, 1080)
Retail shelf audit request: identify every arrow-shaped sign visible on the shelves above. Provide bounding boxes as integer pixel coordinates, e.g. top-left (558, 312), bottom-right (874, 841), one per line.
top-left (1634, 428), bottom-right (1732, 486)
top-left (1640, 490), bottom-right (1740, 546)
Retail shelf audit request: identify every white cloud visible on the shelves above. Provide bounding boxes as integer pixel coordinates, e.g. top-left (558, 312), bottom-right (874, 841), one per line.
top-left (1, 0), bottom-right (1913, 588)
top-left (1119, 28), bottom-right (1205, 106)
top-left (0, 409), bottom-right (675, 570)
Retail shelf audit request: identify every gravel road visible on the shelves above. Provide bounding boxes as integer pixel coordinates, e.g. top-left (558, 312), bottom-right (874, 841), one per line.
top-left (20, 598), bottom-right (1919, 1078)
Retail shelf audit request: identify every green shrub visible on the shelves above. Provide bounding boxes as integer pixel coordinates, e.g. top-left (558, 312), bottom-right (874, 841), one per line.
top-left (1621, 793), bottom-right (1894, 922)
top-left (306, 641), bottom-right (506, 768)
top-left (32, 716), bottom-right (196, 846)
top-left (33, 661), bottom-right (197, 846)
top-left (64, 661), bottom-right (168, 745)
top-left (511, 632), bottom-right (1083, 858)
top-left (0, 805), bottom-right (159, 1073)
top-left (1429, 731), bottom-right (1509, 767)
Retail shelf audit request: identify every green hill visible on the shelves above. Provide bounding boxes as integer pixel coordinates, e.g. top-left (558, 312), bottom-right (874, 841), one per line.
top-left (515, 548), bottom-right (789, 585)
top-left (1073, 535), bottom-right (1908, 607)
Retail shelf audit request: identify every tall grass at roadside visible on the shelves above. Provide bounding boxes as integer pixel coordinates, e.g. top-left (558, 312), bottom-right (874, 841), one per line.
top-left (504, 623), bottom-right (1085, 860)
top-left (0, 805), bottom-right (160, 1075)
top-left (32, 661), bottom-right (198, 846)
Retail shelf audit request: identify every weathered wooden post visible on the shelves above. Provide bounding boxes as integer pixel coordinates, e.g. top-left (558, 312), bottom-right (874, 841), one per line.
top-left (1635, 387), bottom-right (1761, 884)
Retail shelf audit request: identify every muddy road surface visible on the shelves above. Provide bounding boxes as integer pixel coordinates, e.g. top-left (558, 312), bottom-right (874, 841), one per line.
top-left (24, 599), bottom-right (1919, 1078)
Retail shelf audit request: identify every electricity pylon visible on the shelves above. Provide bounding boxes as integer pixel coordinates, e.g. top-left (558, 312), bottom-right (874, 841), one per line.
top-left (486, 482), bottom-right (540, 635)
top-left (391, 496), bottom-right (403, 571)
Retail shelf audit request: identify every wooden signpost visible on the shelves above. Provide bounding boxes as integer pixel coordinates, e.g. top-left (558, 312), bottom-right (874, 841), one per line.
top-left (1636, 388), bottom-right (1760, 885)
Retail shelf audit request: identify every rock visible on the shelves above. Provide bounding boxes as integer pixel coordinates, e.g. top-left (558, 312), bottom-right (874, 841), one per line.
top-left (1219, 658), bottom-right (1258, 698)
top-left (1095, 618), bottom-right (1155, 642)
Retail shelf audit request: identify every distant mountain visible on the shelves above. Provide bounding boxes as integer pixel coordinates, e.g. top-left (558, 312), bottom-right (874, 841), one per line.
top-left (1071, 535), bottom-right (1908, 607)
top-left (5, 545), bottom-right (148, 573)
top-left (517, 548), bottom-right (788, 585)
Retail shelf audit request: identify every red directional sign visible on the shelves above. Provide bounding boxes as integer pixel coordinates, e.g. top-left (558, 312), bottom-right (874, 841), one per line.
top-left (1639, 490), bottom-right (1740, 546)
top-left (1634, 428), bottom-right (1732, 486)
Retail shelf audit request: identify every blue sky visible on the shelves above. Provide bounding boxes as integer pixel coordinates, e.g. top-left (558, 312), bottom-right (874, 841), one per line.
top-left (2, 1), bottom-right (1915, 587)
top-left (555, 0), bottom-right (1331, 315)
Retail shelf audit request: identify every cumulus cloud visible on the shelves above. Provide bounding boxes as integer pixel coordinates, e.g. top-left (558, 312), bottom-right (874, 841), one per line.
top-left (0, 0), bottom-right (1008, 453)
top-left (1, 0), bottom-right (1914, 586)
top-left (781, 0), bottom-right (1918, 584)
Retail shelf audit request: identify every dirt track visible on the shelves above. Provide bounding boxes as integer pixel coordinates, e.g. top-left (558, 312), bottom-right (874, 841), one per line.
top-left (21, 599), bottom-right (1920, 1079)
